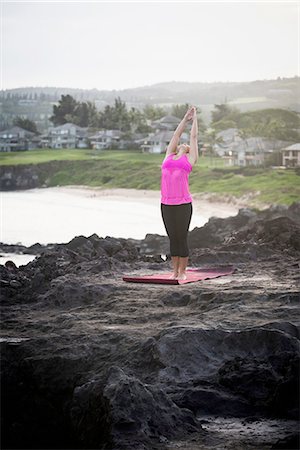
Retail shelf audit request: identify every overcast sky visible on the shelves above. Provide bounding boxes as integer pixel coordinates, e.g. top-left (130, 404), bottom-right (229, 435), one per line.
top-left (1, 1), bottom-right (299, 90)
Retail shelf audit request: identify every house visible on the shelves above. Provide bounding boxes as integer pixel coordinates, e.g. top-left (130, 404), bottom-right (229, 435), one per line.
top-left (0, 126), bottom-right (37, 152)
top-left (39, 132), bottom-right (51, 148)
top-left (281, 143), bottom-right (300, 167)
top-left (213, 128), bottom-right (242, 157)
top-left (231, 137), bottom-right (267, 166)
top-left (124, 132), bottom-right (148, 150)
top-left (135, 115), bottom-right (191, 152)
top-left (151, 115), bottom-right (181, 131)
top-left (139, 130), bottom-right (190, 154)
top-left (89, 129), bottom-right (122, 150)
top-left (48, 123), bottom-right (89, 149)
top-left (213, 128), bottom-right (293, 166)
top-left (229, 137), bottom-right (293, 167)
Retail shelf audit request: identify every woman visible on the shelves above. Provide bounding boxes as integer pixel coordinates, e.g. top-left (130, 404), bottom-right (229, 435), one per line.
top-left (160, 106), bottom-right (199, 280)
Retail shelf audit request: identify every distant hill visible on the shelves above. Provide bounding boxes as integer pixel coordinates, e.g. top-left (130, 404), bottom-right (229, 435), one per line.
top-left (0, 77), bottom-right (299, 128)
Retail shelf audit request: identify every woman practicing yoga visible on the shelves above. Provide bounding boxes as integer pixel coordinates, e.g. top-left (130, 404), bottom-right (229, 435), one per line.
top-left (160, 106), bottom-right (199, 280)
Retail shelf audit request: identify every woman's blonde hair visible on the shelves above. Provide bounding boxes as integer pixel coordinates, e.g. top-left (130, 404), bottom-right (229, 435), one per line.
top-left (176, 144), bottom-right (190, 153)
top-left (169, 144), bottom-right (190, 154)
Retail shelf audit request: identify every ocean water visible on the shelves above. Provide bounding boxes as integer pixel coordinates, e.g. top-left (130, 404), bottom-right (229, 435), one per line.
top-left (1, 188), bottom-right (237, 266)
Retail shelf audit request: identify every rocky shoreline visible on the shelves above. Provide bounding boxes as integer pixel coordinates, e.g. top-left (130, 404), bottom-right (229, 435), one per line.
top-left (1, 203), bottom-right (300, 449)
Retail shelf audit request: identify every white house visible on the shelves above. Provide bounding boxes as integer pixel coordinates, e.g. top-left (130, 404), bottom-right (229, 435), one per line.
top-left (89, 129), bottom-right (122, 150)
top-left (0, 126), bottom-right (37, 152)
top-left (137, 115), bottom-right (191, 153)
top-left (213, 128), bottom-right (242, 157)
top-left (281, 143), bottom-right (300, 167)
top-left (139, 130), bottom-right (190, 154)
top-left (213, 128), bottom-right (293, 166)
top-left (230, 137), bottom-right (293, 167)
top-left (231, 137), bottom-right (267, 166)
top-left (151, 115), bottom-right (181, 131)
top-left (48, 123), bottom-right (89, 149)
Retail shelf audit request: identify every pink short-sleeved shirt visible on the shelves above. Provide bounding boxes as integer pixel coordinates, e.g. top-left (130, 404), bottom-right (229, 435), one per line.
top-left (161, 154), bottom-right (193, 205)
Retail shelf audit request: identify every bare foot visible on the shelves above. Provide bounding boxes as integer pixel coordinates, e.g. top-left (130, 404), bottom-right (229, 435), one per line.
top-left (177, 272), bottom-right (187, 280)
top-left (168, 273), bottom-right (178, 279)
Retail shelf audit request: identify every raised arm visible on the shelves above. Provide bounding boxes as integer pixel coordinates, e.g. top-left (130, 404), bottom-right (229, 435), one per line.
top-left (165, 107), bottom-right (194, 156)
top-left (189, 107), bottom-right (199, 165)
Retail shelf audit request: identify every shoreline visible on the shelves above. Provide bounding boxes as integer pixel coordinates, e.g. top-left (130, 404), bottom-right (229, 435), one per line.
top-left (1, 186), bottom-right (247, 254)
top-left (45, 185), bottom-right (241, 218)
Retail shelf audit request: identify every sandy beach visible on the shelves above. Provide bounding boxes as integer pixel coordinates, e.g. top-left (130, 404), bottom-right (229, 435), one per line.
top-left (51, 185), bottom-right (240, 218)
top-left (1, 186), bottom-right (240, 248)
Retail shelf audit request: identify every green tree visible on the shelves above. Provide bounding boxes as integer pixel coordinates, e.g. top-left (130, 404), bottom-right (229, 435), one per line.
top-left (86, 101), bottom-right (100, 128)
top-left (211, 103), bottom-right (241, 131)
top-left (13, 116), bottom-right (38, 133)
top-left (50, 95), bottom-right (100, 128)
top-left (50, 94), bottom-right (78, 125)
top-left (203, 129), bottom-right (224, 155)
top-left (237, 109), bottom-right (300, 141)
top-left (98, 97), bottom-right (132, 131)
top-left (73, 102), bottom-right (90, 127)
top-left (171, 103), bottom-right (190, 118)
top-left (99, 104), bottom-right (114, 129)
top-left (143, 104), bottom-right (166, 120)
top-left (210, 119), bottom-right (238, 131)
top-left (128, 107), bottom-right (152, 133)
top-left (211, 106), bottom-right (300, 142)
top-left (113, 97), bottom-right (131, 131)
top-left (211, 103), bottom-right (233, 123)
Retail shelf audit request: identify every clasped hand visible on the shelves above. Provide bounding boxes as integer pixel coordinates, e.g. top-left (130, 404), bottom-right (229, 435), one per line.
top-left (184, 106), bottom-right (197, 121)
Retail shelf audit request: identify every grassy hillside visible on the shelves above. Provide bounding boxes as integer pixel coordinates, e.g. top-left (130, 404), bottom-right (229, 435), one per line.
top-left (1, 77), bottom-right (298, 130)
top-left (0, 149), bottom-right (299, 206)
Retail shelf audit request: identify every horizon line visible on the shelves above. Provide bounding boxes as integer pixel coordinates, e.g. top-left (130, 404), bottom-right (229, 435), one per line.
top-left (1, 75), bottom-right (299, 93)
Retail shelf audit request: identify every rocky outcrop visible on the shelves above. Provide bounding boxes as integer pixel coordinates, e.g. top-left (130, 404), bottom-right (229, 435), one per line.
top-left (0, 161), bottom-right (78, 191)
top-left (70, 366), bottom-right (201, 450)
top-left (1, 203), bottom-right (299, 449)
top-left (133, 203), bottom-right (300, 256)
top-left (0, 165), bottom-right (41, 190)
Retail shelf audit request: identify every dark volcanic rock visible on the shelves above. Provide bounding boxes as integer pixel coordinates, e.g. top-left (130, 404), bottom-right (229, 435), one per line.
top-left (188, 208), bottom-right (258, 249)
top-left (156, 326), bottom-right (299, 384)
top-left (218, 353), bottom-right (299, 418)
top-left (138, 233), bottom-right (169, 256)
top-left (37, 274), bottom-right (113, 308)
top-left (0, 165), bottom-right (40, 190)
top-left (188, 203), bottom-right (300, 256)
top-left (233, 216), bottom-right (300, 253)
top-left (1, 203), bottom-right (300, 449)
top-left (1, 340), bottom-right (88, 450)
top-left (172, 386), bottom-right (253, 417)
top-left (135, 202), bottom-right (300, 258)
top-left (64, 234), bottom-right (139, 262)
top-left (271, 432), bottom-right (300, 449)
top-left (0, 234), bottom-right (142, 304)
top-left (0, 242), bottom-right (45, 255)
top-left (71, 366), bottom-right (201, 450)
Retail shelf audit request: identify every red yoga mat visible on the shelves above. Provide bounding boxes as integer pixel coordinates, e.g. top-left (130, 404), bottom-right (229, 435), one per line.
top-left (122, 267), bottom-right (235, 285)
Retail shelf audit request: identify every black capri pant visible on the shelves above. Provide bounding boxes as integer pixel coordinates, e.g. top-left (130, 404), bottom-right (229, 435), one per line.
top-left (161, 202), bottom-right (193, 257)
